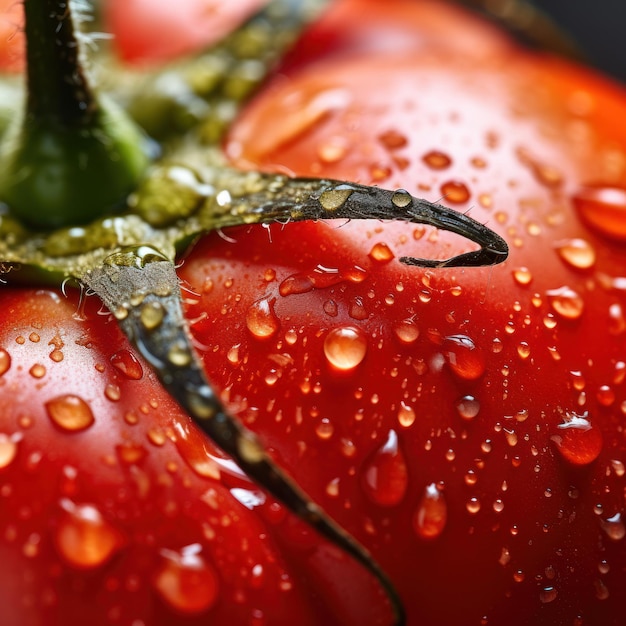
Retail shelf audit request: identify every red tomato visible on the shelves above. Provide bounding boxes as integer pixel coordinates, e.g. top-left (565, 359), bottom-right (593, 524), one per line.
top-left (2, 1), bottom-right (626, 626)
top-left (103, 0), bottom-right (266, 66)
top-left (0, 0), bottom-right (24, 72)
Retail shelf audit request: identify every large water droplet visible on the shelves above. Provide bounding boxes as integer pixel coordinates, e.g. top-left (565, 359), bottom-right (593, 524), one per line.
top-left (443, 335), bottom-right (485, 380)
top-left (551, 411), bottom-right (602, 466)
top-left (110, 350), bottom-right (143, 380)
top-left (153, 544), bottom-right (219, 614)
top-left (46, 395), bottom-right (95, 432)
top-left (572, 186), bottom-right (626, 241)
top-left (361, 430), bottom-right (409, 507)
top-left (323, 326), bottom-right (367, 371)
top-left (546, 286), bottom-right (584, 320)
top-left (54, 499), bottom-right (122, 569)
top-left (413, 483), bottom-right (447, 540)
top-left (391, 189), bottom-right (412, 208)
top-left (246, 298), bottom-right (279, 339)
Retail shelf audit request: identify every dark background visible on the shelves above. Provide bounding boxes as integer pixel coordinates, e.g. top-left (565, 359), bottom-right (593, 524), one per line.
top-left (531, 0), bottom-right (626, 83)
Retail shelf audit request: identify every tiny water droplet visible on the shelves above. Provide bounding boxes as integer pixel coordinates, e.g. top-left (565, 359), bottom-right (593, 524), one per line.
top-left (554, 238), bottom-right (596, 269)
top-left (110, 350), bottom-right (143, 380)
top-left (539, 586), bottom-right (558, 604)
top-left (600, 512), bottom-right (625, 541)
top-left (140, 301), bottom-right (165, 330)
top-left (443, 335), bottom-right (485, 380)
top-left (546, 286), bottom-right (584, 320)
top-left (422, 150), bottom-right (452, 169)
top-left (315, 418), bottom-right (334, 441)
top-left (379, 129), bottom-right (408, 150)
top-left (0, 349), bottom-right (10, 376)
top-left (517, 342), bottom-right (531, 360)
top-left (323, 326), bottom-right (367, 371)
top-left (597, 385), bottom-right (615, 407)
top-left (572, 186), bottom-right (626, 241)
top-left (29, 363), bottom-right (46, 379)
top-left (512, 267), bottom-right (532, 286)
top-left (466, 497), bottom-right (481, 514)
top-left (46, 395), bottom-right (95, 432)
top-left (153, 544), bottom-right (219, 614)
top-left (319, 185), bottom-right (354, 211)
top-left (441, 180), bottom-right (470, 203)
top-left (54, 499), bottom-right (122, 569)
top-left (456, 395), bottom-right (480, 420)
top-left (0, 433), bottom-right (20, 468)
top-left (361, 430), bottom-right (408, 507)
top-left (397, 402), bottom-right (416, 428)
top-left (246, 298), bottom-right (279, 339)
top-left (393, 319), bottom-right (419, 344)
top-left (552, 411), bottom-right (602, 466)
top-left (391, 189), bottom-right (412, 208)
top-left (369, 242), bottom-right (395, 263)
top-left (413, 483), bottom-right (447, 540)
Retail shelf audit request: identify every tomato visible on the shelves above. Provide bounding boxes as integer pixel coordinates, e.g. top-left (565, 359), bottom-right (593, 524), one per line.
top-left (2, 1), bottom-right (626, 626)
top-left (0, 0), bottom-right (23, 72)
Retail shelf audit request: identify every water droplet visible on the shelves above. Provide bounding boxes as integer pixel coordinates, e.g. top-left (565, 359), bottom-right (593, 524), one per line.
top-left (391, 189), bottom-right (412, 208)
top-left (413, 483), bottom-right (447, 540)
top-left (552, 411), bottom-right (602, 466)
top-left (539, 586), bottom-right (558, 604)
top-left (325, 478), bottom-right (340, 498)
top-left (512, 267), bottom-right (532, 286)
top-left (323, 326), bottom-right (367, 371)
top-left (546, 286), bottom-right (584, 320)
top-left (110, 350), bottom-right (143, 380)
top-left (0, 349), bottom-right (10, 376)
top-left (246, 298), bottom-right (279, 339)
top-left (46, 395), bottom-right (95, 432)
top-left (154, 544), bottom-right (219, 614)
top-left (54, 499), bottom-right (122, 569)
top-left (397, 402), bottom-right (416, 428)
top-left (140, 301), bottom-right (165, 330)
top-left (315, 418), bottom-right (334, 441)
top-left (443, 335), bottom-right (485, 380)
top-left (517, 342), bottom-right (531, 360)
top-left (393, 319), bottom-right (419, 344)
top-left (554, 238), bottom-right (596, 269)
top-left (422, 150), bottom-right (452, 169)
top-left (597, 385), bottom-right (615, 407)
top-left (0, 433), bottom-right (20, 468)
top-left (319, 185), bottom-right (354, 211)
top-left (466, 497), bottom-right (481, 514)
top-left (29, 332), bottom-right (40, 343)
top-left (361, 430), bottom-right (408, 507)
top-left (369, 242), bottom-right (395, 263)
top-left (456, 395), bottom-right (480, 420)
top-left (379, 129), bottom-right (408, 150)
top-left (29, 363), bottom-right (46, 379)
top-left (440, 180), bottom-right (470, 204)
top-left (571, 186), bottom-right (626, 241)
top-left (600, 512), bottom-right (626, 541)
top-left (168, 342), bottom-right (192, 367)
top-left (104, 384), bottom-right (121, 402)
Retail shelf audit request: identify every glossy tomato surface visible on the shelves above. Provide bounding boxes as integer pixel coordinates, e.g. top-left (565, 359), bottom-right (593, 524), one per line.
top-left (1, 1), bottom-right (626, 626)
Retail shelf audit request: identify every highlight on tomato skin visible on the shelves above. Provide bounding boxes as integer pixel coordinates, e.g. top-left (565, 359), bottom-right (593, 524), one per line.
top-left (1, 1), bottom-right (626, 626)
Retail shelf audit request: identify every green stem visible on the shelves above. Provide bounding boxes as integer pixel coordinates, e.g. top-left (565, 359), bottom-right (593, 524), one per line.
top-left (23, 0), bottom-right (97, 126)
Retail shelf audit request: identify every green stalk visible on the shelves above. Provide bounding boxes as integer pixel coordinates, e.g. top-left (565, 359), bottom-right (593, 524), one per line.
top-left (0, 0), bottom-right (152, 230)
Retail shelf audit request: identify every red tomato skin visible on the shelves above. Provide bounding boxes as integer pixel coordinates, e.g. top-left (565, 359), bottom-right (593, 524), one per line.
top-left (180, 1), bottom-right (626, 624)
